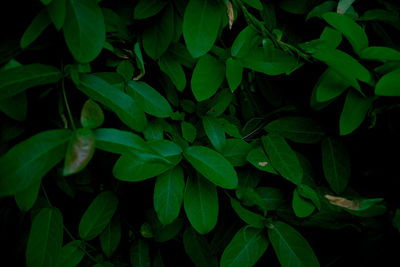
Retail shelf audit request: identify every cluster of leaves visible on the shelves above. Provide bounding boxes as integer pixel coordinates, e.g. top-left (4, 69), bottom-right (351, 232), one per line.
top-left (1, 0), bottom-right (400, 266)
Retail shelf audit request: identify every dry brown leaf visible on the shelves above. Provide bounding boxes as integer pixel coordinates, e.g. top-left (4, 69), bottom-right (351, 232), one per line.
top-left (258, 162), bottom-right (268, 167)
top-left (324, 194), bottom-right (362, 210)
top-left (226, 1), bottom-right (234, 30)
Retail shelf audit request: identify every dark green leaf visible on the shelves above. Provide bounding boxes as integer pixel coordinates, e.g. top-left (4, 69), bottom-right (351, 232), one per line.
top-left (231, 26), bottom-right (260, 58)
top-left (360, 46), bottom-right (400, 62)
top-left (47, 0), bottom-right (66, 30)
top-left (306, 1), bottom-right (336, 20)
top-left (340, 89), bottom-right (375, 135)
top-left (184, 146), bottom-right (238, 189)
top-left (127, 80), bottom-right (172, 118)
top-left (99, 214), bottom-right (121, 258)
top-left (256, 187), bottom-right (286, 211)
top-left (183, 227), bottom-right (218, 267)
top-left (183, 0), bottom-right (221, 58)
top-left (79, 191), bottom-right (119, 240)
top-left (220, 226), bottom-right (268, 267)
top-left (191, 54), bottom-right (225, 101)
top-left (268, 221), bottom-right (320, 267)
top-left (159, 53), bottom-right (186, 92)
top-left (20, 9), bottom-right (51, 49)
top-left (184, 175), bottom-right (218, 234)
top-left (0, 129), bottom-right (70, 196)
top-left (264, 116), bottom-right (325, 144)
top-left (292, 188), bottom-right (315, 218)
top-left (0, 92), bottom-right (28, 121)
top-left (262, 134), bottom-right (303, 185)
top-left (246, 147), bottom-right (277, 174)
top-left (320, 26), bottom-right (342, 49)
top-left (220, 138), bottom-right (252, 167)
top-left (130, 239), bottom-right (150, 267)
top-left (134, 0), bottom-right (167, 20)
top-left (116, 60), bottom-right (134, 81)
top-left (230, 198), bottom-right (266, 228)
top-left (14, 182), bottom-right (40, 212)
top-left (226, 58), bottom-right (243, 93)
top-left (79, 74), bottom-right (147, 131)
top-left (375, 68), bottom-right (400, 96)
top-left (314, 68), bottom-right (350, 103)
top-left (80, 99), bottom-right (104, 129)
top-left (57, 240), bottom-right (85, 267)
top-left (321, 137), bottom-right (350, 194)
top-left (26, 208), bottom-right (63, 267)
top-left (242, 0), bottom-right (263, 10)
top-left (181, 121), bottom-right (197, 143)
top-left (0, 64), bottom-right (62, 101)
top-left (63, 0), bottom-right (105, 63)
top-left (63, 128), bottom-right (95, 176)
top-left (202, 116), bottom-right (226, 151)
top-left (154, 166), bottom-right (185, 225)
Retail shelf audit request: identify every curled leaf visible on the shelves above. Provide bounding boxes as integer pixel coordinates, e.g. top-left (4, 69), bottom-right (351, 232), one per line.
top-left (324, 194), bottom-right (361, 210)
top-left (226, 1), bottom-right (234, 30)
top-left (63, 128), bottom-right (95, 176)
top-left (80, 99), bottom-right (104, 128)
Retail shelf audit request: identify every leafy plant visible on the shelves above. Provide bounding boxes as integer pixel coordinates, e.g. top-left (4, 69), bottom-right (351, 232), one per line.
top-left (1, 0), bottom-right (400, 266)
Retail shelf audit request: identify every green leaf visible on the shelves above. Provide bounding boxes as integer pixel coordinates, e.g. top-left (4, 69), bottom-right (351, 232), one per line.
top-left (63, 0), bottom-right (105, 63)
top-left (183, 227), bottom-right (218, 267)
top-left (113, 140), bottom-right (182, 182)
top-left (220, 226), bottom-right (269, 267)
top-left (226, 58), bottom-right (243, 93)
top-left (14, 182), bottom-right (40, 212)
top-left (0, 64), bottom-right (62, 101)
top-left (184, 146), bottom-right (238, 189)
top-left (127, 80), bottom-right (172, 118)
top-left (57, 240), bottom-right (85, 267)
top-left (79, 74), bottom-right (147, 132)
top-left (154, 166), bottom-right (185, 225)
top-left (20, 9), bottom-right (51, 49)
top-left (230, 198), bottom-right (266, 228)
top-left (262, 134), bottom-right (303, 185)
top-left (242, 0), bottom-right (263, 10)
top-left (268, 221), bottom-right (320, 267)
top-left (0, 92), bottom-right (28, 121)
top-left (0, 129), bottom-right (70, 196)
top-left (321, 137), bottom-right (350, 194)
top-left (142, 4), bottom-right (174, 59)
top-left (130, 239), bottom-right (150, 267)
top-left (159, 53), bottom-right (186, 92)
top-left (79, 191), bottom-right (119, 240)
top-left (116, 60), bottom-right (134, 81)
top-left (322, 12), bottom-right (368, 54)
top-left (134, 0), bottom-right (167, 20)
top-left (246, 147), bottom-right (277, 174)
top-left (99, 214), bottom-right (121, 258)
top-left (320, 26), bottom-right (342, 49)
top-left (292, 188), bottom-right (315, 218)
top-left (181, 121), bottom-right (197, 143)
top-left (241, 47), bottom-right (297, 76)
top-left (63, 128), bottom-right (95, 176)
top-left (264, 116), bottom-right (325, 144)
top-left (220, 138), bottom-right (252, 167)
top-left (306, 1), bottom-right (336, 21)
top-left (80, 99), bottom-right (104, 129)
top-left (340, 89), bottom-right (375, 135)
top-left (184, 175), bottom-right (218, 234)
top-left (297, 184), bottom-right (321, 210)
top-left (202, 116), bottom-right (226, 151)
top-left (47, 0), bottom-right (66, 30)
top-left (183, 0), bottom-right (222, 58)
top-left (337, 0), bottom-right (356, 14)
top-left (314, 68), bottom-right (350, 103)
top-left (41, 0), bottom-right (53, 5)
top-left (191, 54), bottom-right (225, 101)
top-left (256, 187), bottom-right (285, 211)
top-left (26, 208), bottom-right (63, 267)
top-left (231, 26), bottom-right (260, 58)
top-left (360, 46), bottom-right (400, 62)
top-left (375, 68), bottom-right (400, 96)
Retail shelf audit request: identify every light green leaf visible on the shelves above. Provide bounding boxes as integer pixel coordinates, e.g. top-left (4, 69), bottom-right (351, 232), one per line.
top-left (246, 147), bottom-right (277, 174)
top-left (26, 208), bottom-right (63, 267)
top-left (47, 0), bottom-right (66, 30)
top-left (268, 221), bottom-right (320, 267)
top-left (226, 58), bottom-right (243, 93)
top-left (375, 68), bottom-right (400, 96)
top-left (142, 4), bottom-right (174, 59)
top-left (154, 166), bottom-right (185, 225)
top-left (256, 187), bottom-right (285, 211)
top-left (79, 191), bottom-right (119, 240)
top-left (184, 146), bottom-right (238, 189)
top-left (292, 188), bottom-right (315, 218)
top-left (321, 137), bottom-right (350, 194)
top-left (127, 80), bottom-right (172, 118)
top-left (322, 12), bottom-right (368, 54)
top-left (340, 89), bottom-right (375, 135)
top-left (314, 68), bottom-right (350, 103)
top-left (159, 53), bottom-right (186, 92)
top-left (360, 46), bottom-right (400, 62)
top-left (57, 240), bottom-right (85, 267)
top-left (264, 116), bottom-right (325, 144)
top-left (20, 9), bottom-right (51, 49)
top-left (191, 54), bottom-right (225, 101)
top-left (320, 26), bottom-right (342, 49)
top-left (230, 198), bottom-right (266, 228)
top-left (100, 214), bottom-right (121, 258)
top-left (0, 64), bottom-right (62, 101)
top-left (337, 0), bottom-right (355, 14)
top-left (184, 175), bottom-right (218, 235)
top-left (262, 134), bottom-right (303, 185)
top-left (0, 129), bottom-right (70, 196)
top-left (181, 121), bottom-right (197, 143)
top-left (134, 0), bottom-right (167, 20)
top-left (63, 0), bottom-right (105, 63)
top-left (183, 227), bottom-right (218, 267)
top-left (306, 1), bottom-right (336, 20)
top-left (183, 0), bottom-right (221, 58)
top-left (130, 239), bottom-right (150, 267)
top-left (79, 74), bottom-right (147, 131)
top-left (14, 182), bottom-right (40, 212)
top-left (80, 99), bottom-right (104, 129)
top-left (220, 138), bottom-right (252, 167)
top-left (202, 116), bottom-right (226, 151)
top-left (220, 226), bottom-right (268, 267)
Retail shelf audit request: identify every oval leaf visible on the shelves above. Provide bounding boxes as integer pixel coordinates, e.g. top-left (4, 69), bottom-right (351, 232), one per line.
top-left (99, 214), bottom-right (121, 258)
top-left (246, 147), bottom-right (277, 174)
top-left (292, 188), bottom-right (315, 218)
top-left (159, 53), bottom-right (186, 92)
top-left (202, 116), bottom-right (226, 151)
top-left (26, 208), bottom-right (63, 267)
top-left (314, 68), bottom-right (350, 103)
top-left (79, 191), bottom-right (119, 240)
top-left (220, 138), bottom-right (252, 167)
top-left (230, 198), bottom-right (266, 228)
top-left (375, 68), bottom-right (400, 96)
top-left (183, 146), bottom-right (238, 189)
top-left (63, 0), bottom-right (105, 63)
top-left (47, 0), bottom-right (67, 30)
top-left (184, 175), bottom-right (218, 234)
top-left (359, 46), bottom-right (400, 62)
top-left (14, 182), bottom-right (41, 212)
top-left (134, 0), bottom-right (167, 20)
top-left (57, 240), bottom-right (85, 267)
top-left (226, 57), bottom-right (243, 93)
top-left (20, 9), bottom-right (51, 49)
top-left (80, 99), bottom-right (104, 129)
top-left (130, 239), bottom-right (150, 267)
top-left (183, 227), bottom-right (218, 267)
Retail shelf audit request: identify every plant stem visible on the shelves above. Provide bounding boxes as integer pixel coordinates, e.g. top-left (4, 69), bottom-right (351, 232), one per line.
top-left (62, 77), bottom-right (76, 130)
